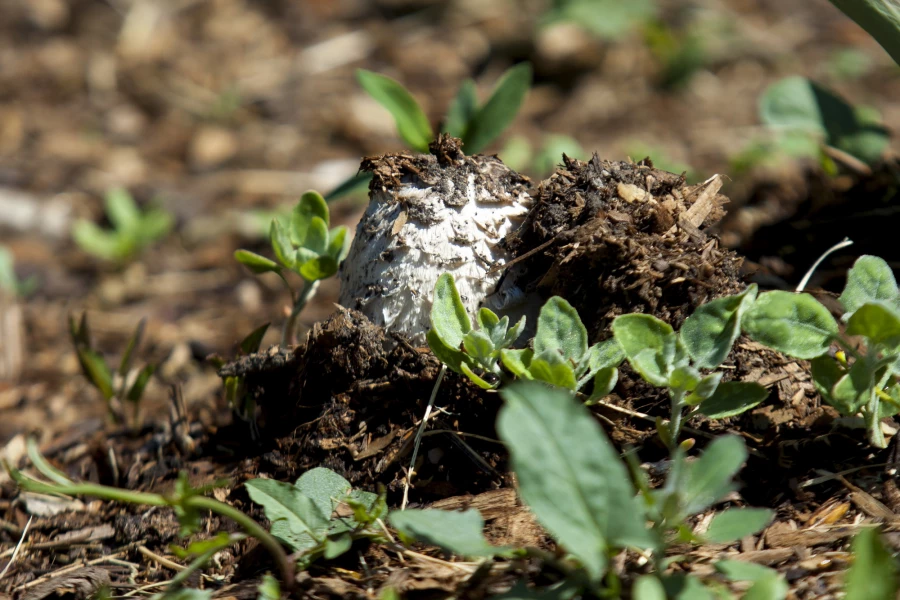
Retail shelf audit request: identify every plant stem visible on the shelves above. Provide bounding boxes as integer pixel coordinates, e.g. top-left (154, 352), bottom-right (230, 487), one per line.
top-left (281, 278), bottom-right (319, 346)
top-left (667, 390), bottom-right (686, 449)
top-left (188, 496), bottom-right (294, 588)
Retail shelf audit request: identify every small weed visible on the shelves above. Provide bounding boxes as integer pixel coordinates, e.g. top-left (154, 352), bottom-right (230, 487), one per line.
top-left (72, 188), bottom-right (173, 264)
top-left (0, 246), bottom-right (38, 297)
top-left (234, 191), bottom-right (349, 345)
top-left (68, 312), bottom-right (155, 432)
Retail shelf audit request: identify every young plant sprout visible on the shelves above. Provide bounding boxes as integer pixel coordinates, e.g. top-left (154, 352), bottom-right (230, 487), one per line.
top-left (71, 188), bottom-right (173, 264)
top-left (235, 191), bottom-right (349, 346)
top-left (69, 312), bottom-right (156, 432)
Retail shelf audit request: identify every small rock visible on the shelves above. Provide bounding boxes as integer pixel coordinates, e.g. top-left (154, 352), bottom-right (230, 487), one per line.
top-left (189, 126), bottom-right (239, 170)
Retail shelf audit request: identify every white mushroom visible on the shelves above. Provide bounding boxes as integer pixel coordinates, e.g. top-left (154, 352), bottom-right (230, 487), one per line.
top-left (339, 138), bottom-right (532, 345)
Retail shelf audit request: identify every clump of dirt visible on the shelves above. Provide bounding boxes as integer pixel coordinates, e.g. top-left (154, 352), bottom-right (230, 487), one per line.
top-left (219, 306), bottom-right (509, 500)
top-left (501, 154), bottom-right (743, 339)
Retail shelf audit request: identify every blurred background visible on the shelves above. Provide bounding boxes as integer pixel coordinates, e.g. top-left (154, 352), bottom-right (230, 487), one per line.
top-left (0, 0), bottom-right (898, 439)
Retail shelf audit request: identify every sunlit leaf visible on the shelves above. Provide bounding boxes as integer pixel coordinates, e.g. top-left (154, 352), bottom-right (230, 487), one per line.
top-left (463, 63), bottom-right (532, 154)
top-left (357, 70), bottom-right (433, 153)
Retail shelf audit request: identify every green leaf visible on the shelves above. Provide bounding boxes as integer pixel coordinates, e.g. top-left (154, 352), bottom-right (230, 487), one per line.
top-left (498, 381), bottom-right (658, 582)
top-left (444, 79), bottom-right (478, 139)
top-left (269, 219), bottom-right (296, 269)
top-left (126, 364), bottom-right (155, 404)
top-left (256, 574), bottom-right (281, 600)
top-left (327, 226), bottom-right (350, 263)
top-left (477, 307), bottom-right (500, 331)
top-left (72, 221), bottom-right (131, 262)
top-left (234, 250), bottom-right (281, 274)
top-left (503, 316), bottom-right (527, 348)
top-left (118, 318), bottom-right (146, 377)
top-left (105, 188), bottom-right (141, 233)
top-left (825, 0), bottom-right (900, 69)
top-left (240, 323), bottom-right (270, 355)
top-left (534, 296), bottom-right (589, 364)
top-left (847, 301), bottom-right (900, 345)
top-left (76, 348), bottom-right (115, 400)
top-left (715, 559), bottom-right (781, 583)
top-left (430, 273), bottom-right (472, 349)
top-left (529, 350), bottom-right (578, 390)
top-left (357, 70), bottom-right (433, 153)
top-left (759, 77), bottom-right (890, 164)
top-left (840, 255), bottom-right (900, 317)
top-left (587, 367), bottom-right (618, 401)
top-left (810, 355), bottom-right (845, 408)
top-left (460, 362), bottom-right (497, 389)
top-left (684, 372), bottom-right (723, 406)
top-left (844, 527), bottom-right (899, 600)
top-left (742, 291), bottom-right (838, 359)
top-left (303, 216), bottom-right (329, 255)
top-left (633, 575), bottom-right (667, 600)
top-left (660, 574), bottom-right (716, 600)
top-left (294, 467), bottom-right (352, 521)
top-left (681, 435), bottom-right (747, 515)
top-left (612, 314), bottom-right (685, 387)
top-left (244, 478), bottom-right (329, 552)
top-left (298, 255), bottom-right (338, 281)
top-left (669, 365), bottom-right (701, 393)
top-left (579, 338), bottom-right (625, 385)
top-left (291, 191), bottom-right (330, 247)
top-left (324, 532), bottom-right (353, 559)
top-left (463, 63), bottom-right (532, 154)
top-left (427, 329), bottom-right (469, 374)
top-left (138, 209), bottom-right (173, 243)
top-left (698, 381), bottom-right (768, 419)
top-left (744, 574), bottom-right (789, 600)
top-left (830, 355), bottom-right (876, 415)
top-left (390, 508), bottom-right (507, 557)
top-left (704, 508), bottom-right (773, 543)
top-left (680, 285), bottom-right (758, 369)
top-left (463, 330), bottom-right (495, 360)
top-left (325, 172), bottom-right (373, 201)
top-left (500, 348), bottom-right (534, 379)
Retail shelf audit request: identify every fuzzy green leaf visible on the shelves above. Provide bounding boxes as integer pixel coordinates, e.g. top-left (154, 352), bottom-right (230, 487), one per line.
top-left (245, 478), bottom-right (328, 552)
top-left (463, 63), bottom-right (532, 154)
top-left (844, 527), bottom-right (899, 600)
top-left (534, 296), bottom-right (589, 364)
top-left (715, 559), bottom-right (782, 583)
top-left (500, 348), bottom-right (534, 379)
top-left (291, 191), bottom-right (329, 247)
top-left (498, 381), bottom-right (658, 581)
top-left (294, 467), bottom-right (351, 522)
top-left (698, 381), bottom-right (768, 418)
top-left (684, 372), bottom-right (723, 406)
top-left (299, 255), bottom-right (338, 281)
top-left (240, 323), bottom-right (270, 355)
top-left (269, 219), bottom-right (296, 269)
top-left (391, 508), bottom-right (507, 557)
top-left (427, 329), bottom-right (469, 374)
top-left (303, 216), bottom-right (329, 255)
top-left (460, 362), bottom-right (497, 389)
top-left (587, 367), bottom-right (618, 401)
top-left (430, 274), bottom-right (472, 349)
top-left (681, 435), bottom-right (747, 516)
top-left (529, 350), bottom-right (578, 390)
top-left (830, 355), bottom-right (876, 415)
top-left (839, 255), bottom-right (900, 317)
top-left (633, 575), bottom-right (667, 600)
top-left (704, 508), bottom-right (773, 543)
top-left (846, 301), bottom-right (900, 345)
top-left (680, 285), bottom-right (758, 369)
top-left (357, 70), bottom-right (433, 153)
top-left (72, 221), bottom-right (131, 262)
top-left (326, 226), bottom-right (350, 264)
top-left (612, 314), bottom-right (686, 387)
top-left (105, 188), bottom-right (141, 233)
top-left (742, 291), bottom-right (838, 359)
top-left (810, 355), bottom-right (846, 408)
top-left (463, 330), bottom-right (495, 361)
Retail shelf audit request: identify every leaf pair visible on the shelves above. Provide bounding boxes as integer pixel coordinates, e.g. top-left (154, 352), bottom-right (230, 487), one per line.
top-left (427, 273), bottom-right (525, 389)
top-left (245, 467), bottom-right (385, 565)
top-left (72, 188), bottom-right (173, 263)
top-left (235, 191), bottom-right (350, 283)
top-left (500, 297), bottom-right (623, 399)
top-left (357, 63), bottom-right (532, 155)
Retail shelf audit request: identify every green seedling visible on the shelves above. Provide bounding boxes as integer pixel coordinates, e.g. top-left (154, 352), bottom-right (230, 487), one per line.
top-left (3, 438), bottom-right (293, 591)
top-left (325, 64), bottom-right (533, 201)
top-left (207, 322), bottom-right (270, 439)
top-left (844, 526), bottom-right (899, 600)
top-left (234, 190), bottom-right (350, 346)
top-left (612, 285), bottom-right (768, 448)
top-left (72, 188), bottom-right (173, 263)
top-left (390, 381), bottom-right (777, 598)
top-left (69, 312), bottom-right (155, 432)
top-left (500, 297), bottom-right (623, 400)
top-left (541, 0), bottom-right (657, 41)
top-left (739, 255), bottom-right (900, 448)
top-left (500, 134), bottom-right (587, 178)
top-left (245, 467), bottom-right (387, 569)
top-left (427, 273), bottom-right (526, 390)
top-left (759, 76), bottom-right (890, 167)
top-left (0, 246), bottom-right (38, 297)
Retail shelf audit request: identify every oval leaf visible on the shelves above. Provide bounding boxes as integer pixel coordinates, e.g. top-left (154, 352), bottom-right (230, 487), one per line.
top-left (235, 250), bottom-right (280, 274)
top-left (698, 381), bottom-right (768, 419)
top-left (357, 70), bottom-right (433, 153)
top-left (839, 255), bottom-right (900, 317)
top-left (704, 507), bottom-right (773, 543)
top-left (390, 508), bottom-right (505, 557)
top-left (463, 63), bottom-right (532, 154)
top-left (680, 285), bottom-right (757, 369)
top-left (612, 314), bottom-right (681, 387)
top-left (742, 291), bottom-right (838, 359)
top-left (535, 296), bottom-right (589, 364)
top-left (430, 273), bottom-right (472, 349)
